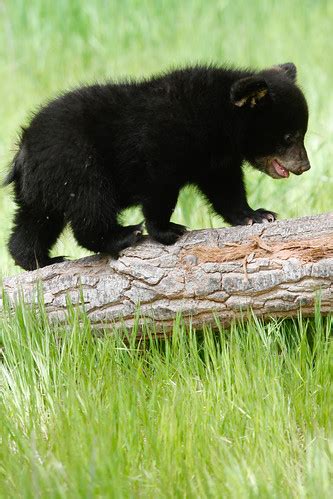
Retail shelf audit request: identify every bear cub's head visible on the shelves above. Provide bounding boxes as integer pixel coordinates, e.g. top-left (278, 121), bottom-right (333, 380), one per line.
top-left (231, 63), bottom-right (310, 179)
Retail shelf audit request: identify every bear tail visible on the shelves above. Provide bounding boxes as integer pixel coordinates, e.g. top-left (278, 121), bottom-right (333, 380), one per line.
top-left (2, 147), bottom-right (24, 187)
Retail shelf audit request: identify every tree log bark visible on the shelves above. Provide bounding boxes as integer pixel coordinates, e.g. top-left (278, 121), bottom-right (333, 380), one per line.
top-left (1, 212), bottom-right (333, 332)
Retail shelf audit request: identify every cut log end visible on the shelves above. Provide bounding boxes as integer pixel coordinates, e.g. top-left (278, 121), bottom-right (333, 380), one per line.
top-left (2, 212), bottom-right (333, 333)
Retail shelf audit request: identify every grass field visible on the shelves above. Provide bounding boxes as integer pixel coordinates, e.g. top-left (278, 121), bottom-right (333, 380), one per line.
top-left (0, 0), bottom-right (332, 497)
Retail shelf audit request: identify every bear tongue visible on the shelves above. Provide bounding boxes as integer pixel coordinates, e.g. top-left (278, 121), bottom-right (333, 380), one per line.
top-left (272, 159), bottom-right (290, 178)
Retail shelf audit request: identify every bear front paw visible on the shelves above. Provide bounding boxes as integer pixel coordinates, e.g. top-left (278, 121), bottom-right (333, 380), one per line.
top-left (147, 221), bottom-right (187, 245)
top-left (228, 208), bottom-right (277, 226)
top-left (244, 209), bottom-right (277, 225)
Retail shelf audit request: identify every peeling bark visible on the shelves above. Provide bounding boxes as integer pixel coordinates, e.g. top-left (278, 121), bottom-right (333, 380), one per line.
top-left (1, 212), bottom-right (333, 332)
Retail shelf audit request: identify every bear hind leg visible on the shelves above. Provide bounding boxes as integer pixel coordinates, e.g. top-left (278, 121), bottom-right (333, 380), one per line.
top-left (71, 218), bottom-right (144, 258)
top-left (8, 205), bottom-right (65, 271)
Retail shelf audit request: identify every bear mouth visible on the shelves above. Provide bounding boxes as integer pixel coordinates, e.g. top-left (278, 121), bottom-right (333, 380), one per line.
top-left (272, 159), bottom-right (290, 178)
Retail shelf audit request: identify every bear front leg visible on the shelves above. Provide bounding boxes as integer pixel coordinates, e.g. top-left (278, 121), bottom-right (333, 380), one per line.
top-left (197, 167), bottom-right (276, 226)
top-left (143, 188), bottom-right (187, 245)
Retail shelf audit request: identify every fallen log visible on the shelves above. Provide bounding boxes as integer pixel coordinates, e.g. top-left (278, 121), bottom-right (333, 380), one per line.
top-left (1, 212), bottom-right (333, 332)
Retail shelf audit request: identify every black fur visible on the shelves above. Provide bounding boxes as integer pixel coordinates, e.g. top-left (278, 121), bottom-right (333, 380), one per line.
top-left (5, 63), bottom-right (310, 270)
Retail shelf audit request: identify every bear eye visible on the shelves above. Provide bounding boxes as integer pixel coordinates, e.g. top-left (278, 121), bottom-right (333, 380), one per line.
top-left (284, 133), bottom-right (293, 145)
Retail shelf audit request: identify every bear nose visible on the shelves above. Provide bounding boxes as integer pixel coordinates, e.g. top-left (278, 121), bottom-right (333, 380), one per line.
top-left (297, 162), bottom-right (311, 174)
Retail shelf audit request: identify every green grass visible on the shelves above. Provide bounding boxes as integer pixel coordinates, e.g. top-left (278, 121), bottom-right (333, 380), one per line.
top-left (0, 0), bottom-right (332, 496)
top-left (0, 303), bottom-right (332, 497)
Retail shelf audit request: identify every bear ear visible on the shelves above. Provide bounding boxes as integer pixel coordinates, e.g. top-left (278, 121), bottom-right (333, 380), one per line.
top-left (230, 76), bottom-right (269, 108)
top-left (276, 62), bottom-right (297, 82)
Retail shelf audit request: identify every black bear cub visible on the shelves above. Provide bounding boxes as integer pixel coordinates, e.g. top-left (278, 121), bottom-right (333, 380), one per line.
top-left (5, 62), bottom-right (310, 271)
